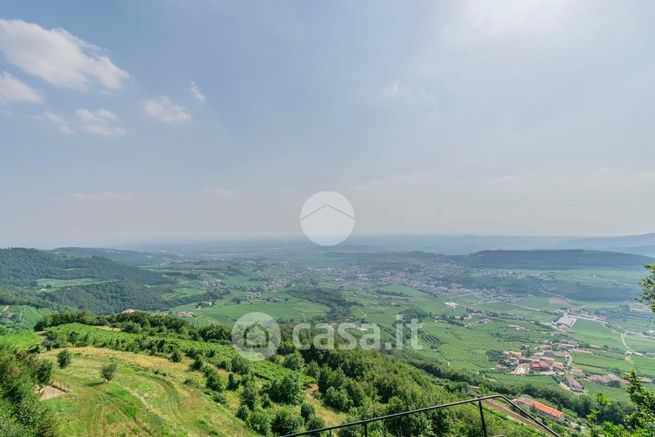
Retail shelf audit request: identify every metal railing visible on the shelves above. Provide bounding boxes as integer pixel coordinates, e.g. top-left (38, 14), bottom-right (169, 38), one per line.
top-left (283, 394), bottom-right (561, 437)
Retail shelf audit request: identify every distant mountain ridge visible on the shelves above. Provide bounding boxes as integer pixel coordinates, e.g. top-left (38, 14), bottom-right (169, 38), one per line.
top-left (459, 249), bottom-right (654, 270)
top-left (567, 233), bottom-right (655, 257)
top-left (0, 248), bottom-right (170, 287)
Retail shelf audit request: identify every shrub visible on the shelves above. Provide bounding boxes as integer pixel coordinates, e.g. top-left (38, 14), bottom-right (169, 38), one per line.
top-left (261, 393), bottom-right (273, 409)
top-left (236, 404), bottom-right (250, 421)
top-left (305, 416), bottom-right (326, 432)
top-left (228, 373), bottom-right (240, 390)
top-left (101, 362), bottom-right (117, 382)
top-left (284, 351), bottom-right (305, 372)
top-left (190, 356), bottom-right (204, 371)
top-left (206, 371), bottom-right (226, 393)
top-left (212, 392), bottom-right (228, 404)
top-left (231, 355), bottom-right (251, 375)
top-left (300, 402), bottom-right (316, 421)
top-left (241, 382), bottom-right (259, 410)
top-left (35, 360), bottom-right (53, 387)
top-left (324, 386), bottom-right (353, 412)
top-left (271, 407), bottom-right (303, 435)
top-left (183, 378), bottom-right (199, 388)
top-left (267, 373), bottom-right (304, 405)
top-left (170, 348), bottom-right (182, 362)
top-left (247, 408), bottom-right (272, 435)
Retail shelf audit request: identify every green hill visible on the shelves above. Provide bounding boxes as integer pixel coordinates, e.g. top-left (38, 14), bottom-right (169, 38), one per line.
top-left (51, 247), bottom-right (182, 266)
top-left (459, 249), bottom-right (654, 270)
top-left (18, 314), bottom-right (550, 436)
top-left (0, 248), bottom-right (170, 287)
top-left (41, 281), bottom-right (169, 314)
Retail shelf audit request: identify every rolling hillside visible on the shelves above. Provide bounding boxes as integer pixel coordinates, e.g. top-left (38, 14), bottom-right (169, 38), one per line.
top-left (51, 247), bottom-right (183, 266)
top-left (0, 248), bottom-right (170, 287)
top-left (459, 249), bottom-right (654, 270)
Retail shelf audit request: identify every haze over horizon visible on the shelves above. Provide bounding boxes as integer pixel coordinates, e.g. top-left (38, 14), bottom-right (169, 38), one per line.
top-left (2, 1), bottom-right (655, 246)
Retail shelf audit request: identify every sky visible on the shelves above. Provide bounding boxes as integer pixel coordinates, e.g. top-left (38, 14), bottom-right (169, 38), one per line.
top-left (1, 0), bottom-right (654, 247)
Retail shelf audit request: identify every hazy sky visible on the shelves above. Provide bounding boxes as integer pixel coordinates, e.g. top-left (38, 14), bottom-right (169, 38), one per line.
top-left (1, 1), bottom-right (654, 247)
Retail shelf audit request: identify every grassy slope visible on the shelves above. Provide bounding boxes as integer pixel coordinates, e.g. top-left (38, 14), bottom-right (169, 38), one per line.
top-left (41, 347), bottom-right (255, 436)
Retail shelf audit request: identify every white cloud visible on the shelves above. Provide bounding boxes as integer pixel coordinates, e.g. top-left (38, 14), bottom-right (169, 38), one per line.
top-left (143, 96), bottom-right (191, 123)
top-left (0, 71), bottom-right (42, 103)
top-left (0, 19), bottom-right (128, 91)
top-left (75, 108), bottom-right (125, 136)
top-left (190, 81), bottom-right (206, 102)
top-left (44, 111), bottom-right (73, 134)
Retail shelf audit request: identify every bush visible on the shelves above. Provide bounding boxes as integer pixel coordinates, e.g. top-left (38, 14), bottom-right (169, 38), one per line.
top-left (212, 392), bottom-right (228, 404)
top-left (305, 415), bottom-right (326, 432)
top-left (101, 362), bottom-right (117, 382)
top-left (324, 386), bottom-right (353, 411)
top-left (284, 351), bottom-right (305, 371)
top-left (231, 355), bottom-right (251, 375)
top-left (271, 407), bottom-right (303, 435)
top-left (57, 349), bottom-right (72, 369)
top-left (35, 360), bottom-right (53, 387)
top-left (261, 393), bottom-right (273, 409)
top-left (300, 402), bottom-right (316, 421)
top-left (190, 356), bottom-right (204, 371)
top-left (183, 378), bottom-right (199, 388)
top-left (267, 373), bottom-right (304, 405)
top-left (0, 346), bottom-right (59, 436)
top-left (247, 408), bottom-right (272, 435)
top-left (228, 373), bottom-right (240, 390)
top-left (170, 348), bottom-right (182, 362)
top-left (236, 404), bottom-right (250, 421)
top-left (206, 371), bottom-right (226, 393)
top-left (241, 382), bottom-right (259, 410)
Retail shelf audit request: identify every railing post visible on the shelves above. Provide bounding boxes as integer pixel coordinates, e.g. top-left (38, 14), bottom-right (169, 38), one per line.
top-left (478, 400), bottom-right (488, 437)
top-left (363, 422), bottom-right (368, 437)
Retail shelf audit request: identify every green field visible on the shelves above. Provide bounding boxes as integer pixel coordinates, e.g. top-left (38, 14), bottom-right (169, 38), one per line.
top-left (43, 348), bottom-right (256, 436)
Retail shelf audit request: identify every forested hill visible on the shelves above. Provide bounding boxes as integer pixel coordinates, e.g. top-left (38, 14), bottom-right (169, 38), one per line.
top-left (0, 248), bottom-right (170, 287)
top-left (459, 249), bottom-right (654, 270)
top-left (42, 281), bottom-right (169, 314)
top-left (51, 247), bottom-right (182, 266)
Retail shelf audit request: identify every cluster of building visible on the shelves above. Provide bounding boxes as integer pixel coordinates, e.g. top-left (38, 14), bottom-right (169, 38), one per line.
top-left (503, 350), bottom-right (566, 377)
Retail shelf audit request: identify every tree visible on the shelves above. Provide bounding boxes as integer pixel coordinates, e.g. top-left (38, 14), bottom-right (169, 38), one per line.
top-left (190, 356), bottom-right (204, 371)
top-left (284, 351), bottom-right (305, 371)
top-left (271, 407), bottom-right (303, 435)
top-left (34, 360), bottom-right (53, 387)
top-left (101, 362), bottom-right (117, 382)
top-left (170, 348), bottom-right (182, 363)
top-left (241, 382), bottom-right (259, 410)
top-left (231, 355), bottom-right (251, 375)
top-left (206, 370), bottom-right (226, 393)
top-left (624, 265), bottom-right (655, 434)
top-left (247, 408), bottom-right (272, 435)
top-left (300, 402), bottom-right (316, 421)
top-left (305, 416), bottom-right (326, 432)
top-left (267, 373), bottom-right (304, 405)
top-left (0, 346), bottom-right (59, 436)
top-left (57, 349), bottom-right (72, 369)
top-left (639, 264), bottom-right (655, 311)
